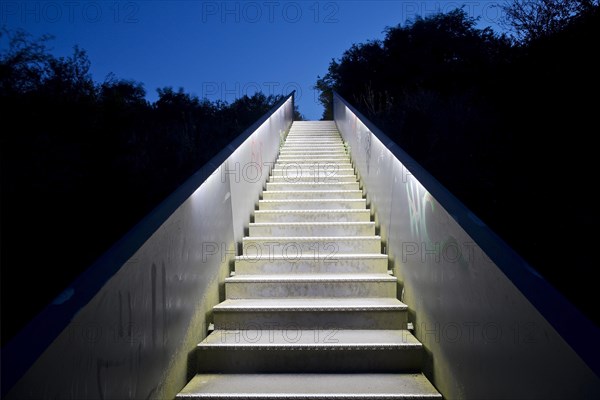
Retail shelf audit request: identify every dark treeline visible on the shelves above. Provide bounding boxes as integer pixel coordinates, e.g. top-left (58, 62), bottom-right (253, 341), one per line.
top-left (0, 29), bottom-right (301, 345)
top-left (315, 1), bottom-right (600, 325)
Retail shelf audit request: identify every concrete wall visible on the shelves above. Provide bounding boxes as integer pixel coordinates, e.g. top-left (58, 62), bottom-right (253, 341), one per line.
top-left (333, 92), bottom-right (600, 399)
top-left (4, 95), bottom-right (294, 399)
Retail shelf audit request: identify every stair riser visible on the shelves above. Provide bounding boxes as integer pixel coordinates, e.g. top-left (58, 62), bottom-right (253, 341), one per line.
top-left (225, 280), bottom-right (396, 299)
top-left (283, 143), bottom-right (344, 146)
top-left (286, 138), bottom-right (341, 140)
top-left (258, 200), bottom-right (365, 210)
top-left (274, 161), bottom-right (351, 166)
top-left (178, 392), bottom-right (436, 399)
top-left (243, 239), bottom-right (381, 255)
top-left (284, 145), bottom-right (343, 147)
top-left (280, 148), bottom-right (346, 152)
top-left (254, 211), bottom-right (370, 223)
top-left (262, 191), bottom-right (362, 200)
top-left (277, 154), bottom-right (350, 163)
top-left (270, 169), bottom-right (355, 177)
top-left (277, 159), bottom-right (351, 164)
top-left (249, 223), bottom-right (375, 236)
top-left (283, 145), bottom-right (344, 148)
top-left (273, 164), bottom-right (354, 171)
top-left (287, 133), bottom-right (340, 135)
top-left (268, 176), bottom-right (357, 183)
top-left (214, 310), bottom-right (407, 330)
top-left (234, 257), bottom-right (388, 275)
top-left (266, 182), bottom-right (359, 191)
top-left (286, 136), bottom-right (341, 139)
top-left (281, 145), bottom-right (344, 150)
top-left (279, 153), bottom-right (347, 158)
top-left (278, 155), bottom-right (348, 160)
top-left (197, 348), bottom-right (422, 373)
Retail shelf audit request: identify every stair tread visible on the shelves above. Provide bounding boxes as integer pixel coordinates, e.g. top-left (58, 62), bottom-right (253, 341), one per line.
top-left (226, 274), bottom-right (396, 283)
top-left (178, 373), bottom-right (441, 398)
top-left (259, 199), bottom-right (362, 203)
top-left (249, 222), bottom-right (374, 226)
top-left (262, 190), bottom-right (359, 193)
top-left (199, 329), bottom-right (420, 347)
top-left (270, 171), bottom-right (355, 173)
top-left (235, 253), bottom-right (387, 261)
top-left (255, 209), bottom-right (369, 214)
top-left (244, 236), bottom-right (381, 241)
top-left (279, 149), bottom-right (346, 151)
top-left (214, 298), bottom-right (407, 311)
top-left (273, 165), bottom-right (354, 168)
top-left (266, 182), bottom-right (357, 185)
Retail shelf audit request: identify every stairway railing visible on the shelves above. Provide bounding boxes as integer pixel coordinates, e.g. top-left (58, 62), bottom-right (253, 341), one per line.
top-left (333, 91), bottom-right (600, 399)
top-left (3, 92), bottom-right (295, 399)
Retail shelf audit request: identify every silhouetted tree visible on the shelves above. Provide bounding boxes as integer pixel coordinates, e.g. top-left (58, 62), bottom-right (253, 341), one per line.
top-left (501, 0), bottom-right (599, 42)
top-left (1, 29), bottom-right (303, 345)
top-left (314, 4), bottom-right (600, 325)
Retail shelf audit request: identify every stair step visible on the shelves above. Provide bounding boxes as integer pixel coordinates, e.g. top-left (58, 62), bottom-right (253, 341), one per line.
top-left (286, 142), bottom-right (344, 148)
top-left (285, 135), bottom-right (341, 137)
top-left (249, 222), bottom-right (375, 236)
top-left (285, 138), bottom-right (343, 141)
top-left (242, 236), bottom-right (381, 255)
top-left (279, 149), bottom-right (346, 153)
top-left (287, 134), bottom-right (340, 136)
top-left (270, 168), bottom-right (356, 177)
top-left (280, 145), bottom-right (345, 149)
top-left (213, 298), bottom-right (407, 330)
top-left (279, 144), bottom-right (348, 154)
top-left (196, 329), bottom-right (421, 372)
top-left (274, 160), bottom-right (351, 165)
top-left (280, 146), bottom-right (346, 150)
top-left (288, 129), bottom-right (339, 131)
top-left (258, 199), bottom-right (365, 210)
top-left (290, 127), bottom-right (337, 130)
top-left (266, 182), bottom-right (359, 191)
top-left (254, 209), bottom-right (371, 222)
top-left (225, 273), bottom-right (396, 299)
top-left (278, 154), bottom-right (350, 160)
top-left (261, 190), bottom-right (362, 200)
top-left (284, 141), bottom-right (344, 145)
top-left (290, 125), bottom-right (337, 128)
top-left (274, 163), bottom-right (354, 171)
top-left (235, 253), bottom-right (388, 275)
top-left (277, 157), bottom-right (349, 162)
top-left (287, 133), bottom-right (340, 136)
top-left (177, 373), bottom-right (441, 399)
top-left (278, 153), bottom-right (348, 158)
top-left (268, 175), bottom-right (358, 183)
top-left (279, 149), bottom-right (347, 154)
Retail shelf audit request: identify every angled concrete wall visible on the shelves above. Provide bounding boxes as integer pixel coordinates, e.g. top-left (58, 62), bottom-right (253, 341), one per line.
top-left (4, 95), bottom-right (294, 399)
top-left (333, 92), bottom-right (600, 399)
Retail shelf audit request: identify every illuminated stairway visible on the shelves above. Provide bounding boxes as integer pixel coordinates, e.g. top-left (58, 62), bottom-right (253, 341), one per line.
top-left (177, 121), bottom-right (441, 399)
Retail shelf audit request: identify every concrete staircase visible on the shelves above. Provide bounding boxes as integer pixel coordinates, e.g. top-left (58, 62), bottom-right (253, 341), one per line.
top-left (177, 121), bottom-right (441, 399)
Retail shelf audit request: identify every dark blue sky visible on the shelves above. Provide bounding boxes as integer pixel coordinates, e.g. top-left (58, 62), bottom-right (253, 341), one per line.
top-left (1, 1), bottom-right (503, 119)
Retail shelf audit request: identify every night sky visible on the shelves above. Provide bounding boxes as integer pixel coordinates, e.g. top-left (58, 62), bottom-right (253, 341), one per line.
top-left (1, 0), bottom-right (504, 119)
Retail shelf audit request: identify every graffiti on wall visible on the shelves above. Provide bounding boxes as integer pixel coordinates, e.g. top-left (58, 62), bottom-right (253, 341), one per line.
top-left (250, 136), bottom-right (264, 177)
top-left (407, 179), bottom-right (435, 243)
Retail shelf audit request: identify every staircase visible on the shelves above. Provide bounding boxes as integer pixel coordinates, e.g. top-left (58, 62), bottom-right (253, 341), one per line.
top-left (177, 121), bottom-right (441, 399)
